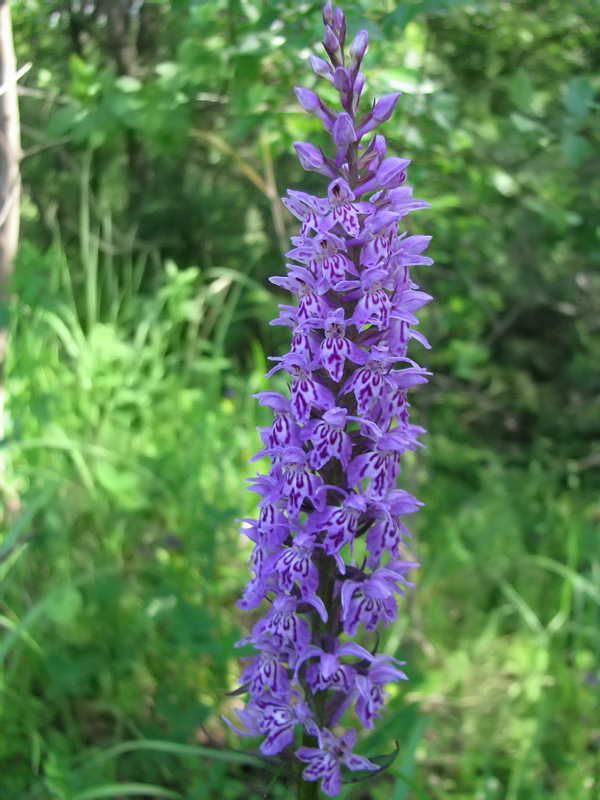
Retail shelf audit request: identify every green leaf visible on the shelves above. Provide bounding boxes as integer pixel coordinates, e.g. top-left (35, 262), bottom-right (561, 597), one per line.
top-left (390, 5), bottom-right (418, 28)
top-left (509, 68), bottom-right (533, 111)
top-left (46, 106), bottom-right (79, 138)
top-left (561, 133), bottom-right (592, 167)
top-left (45, 650), bottom-right (102, 692)
top-left (155, 61), bottom-right (179, 80)
top-left (491, 169), bottom-right (519, 197)
top-left (563, 76), bottom-right (594, 121)
top-left (115, 75), bottom-right (142, 93)
top-left (94, 461), bottom-right (146, 510)
top-left (45, 586), bottom-right (84, 628)
top-left (354, 18), bottom-right (384, 41)
top-left (510, 112), bottom-right (547, 133)
top-left (421, 0), bottom-right (466, 15)
top-left (341, 741), bottom-right (400, 785)
top-left (369, 741), bottom-right (401, 770)
top-left (431, 194), bottom-right (461, 209)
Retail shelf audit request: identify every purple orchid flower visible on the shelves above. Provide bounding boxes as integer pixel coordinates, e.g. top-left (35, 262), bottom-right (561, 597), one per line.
top-left (229, 4), bottom-right (433, 795)
top-left (297, 729), bottom-right (378, 797)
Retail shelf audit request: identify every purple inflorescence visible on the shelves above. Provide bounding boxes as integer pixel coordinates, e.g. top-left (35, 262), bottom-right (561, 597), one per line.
top-left (227, 2), bottom-right (433, 795)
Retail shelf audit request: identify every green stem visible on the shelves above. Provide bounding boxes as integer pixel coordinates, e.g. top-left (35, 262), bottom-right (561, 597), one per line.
top-left (297, 772), bottom-right (320, 800)
top-left (297, 730), bottom-right (322, 800)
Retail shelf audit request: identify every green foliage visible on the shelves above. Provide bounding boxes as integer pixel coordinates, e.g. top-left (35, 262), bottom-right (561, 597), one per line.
top-left (2, 0), bottom-right (599, 798)
top-left (2, 230), bottom-right (276, 796)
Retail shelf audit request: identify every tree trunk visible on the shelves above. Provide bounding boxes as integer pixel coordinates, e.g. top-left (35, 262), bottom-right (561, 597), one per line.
top-left (103, 0), bottom-right (139, 77)
top-left (0, 0), bottom-right (21, 514)
top-left (101, 0), bottom-right (149, 219)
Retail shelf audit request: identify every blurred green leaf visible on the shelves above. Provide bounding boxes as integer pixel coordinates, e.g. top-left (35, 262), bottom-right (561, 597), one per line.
top-left (563, 76), bottom-right (594, 121)
top-left (115, 76), bottom-right (142, 93)
top-left (509, 68), bottom-right (534, 111)
top-left (45, 587), bottom-right (84, 628)
top-left (561, 133), bottom-right (593, 166)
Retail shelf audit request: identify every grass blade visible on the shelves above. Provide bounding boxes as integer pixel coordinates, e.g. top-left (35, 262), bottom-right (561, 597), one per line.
top-left (77, 738), bottom-right (267, 773)
top-left (525, 555), bottom-right (600, 605)
top-left (390, 716), bottom-right (429, 800)
top-left (72, 783), bottom-right (185, 800)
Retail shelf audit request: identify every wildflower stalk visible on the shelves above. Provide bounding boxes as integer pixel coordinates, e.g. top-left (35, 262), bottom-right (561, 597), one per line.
top-left (226, 3), bottom-right (433, 797)
top-left (298, 767), bottom-right (320, 800)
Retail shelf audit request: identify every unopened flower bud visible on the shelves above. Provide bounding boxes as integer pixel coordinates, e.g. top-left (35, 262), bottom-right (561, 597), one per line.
top-left (352, 73), bottom-right (366, 113)
top-left (294, 87), bottom-right (321, 113)
top-left (376, 156), bottom-right (410, 188)
top-left (293, 142), bottom-right (337, 177)
top-left (355, 155), bottom-right (410, 196)
top-left (332, 112), bottom-right (356, 148)
top-left (373, 92), bottom-right (402, 123)
top-left (333, 7), bottom-right (346, 44)
top-left (357, 133), bottom-right (387, 170)
top-left (333, 66), bottom-right (352, 93)
top-left (294, 142), bottom-right (325, 169)
top-left (322, 0), bottom-right (333, 25)
top-left (324, 24), bottom-right (341, 59)
top-left (356, 92), bottom-right (402, 137)
top-left (294, 87), bottom-right (336, 132)
top-left (309, 54), bottom-right (334, 83)
top-left (372, 133), bottom-right (387, 161)
top-left (349, 29), bottom-right (368, 61)
top-left (332, 111), bottom-right (357, 167)
top-left (348, 31), bottom-right (368, 82)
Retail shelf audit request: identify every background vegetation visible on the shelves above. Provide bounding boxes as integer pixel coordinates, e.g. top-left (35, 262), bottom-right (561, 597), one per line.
top-left (1, 0), bottom-right (599, 797)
